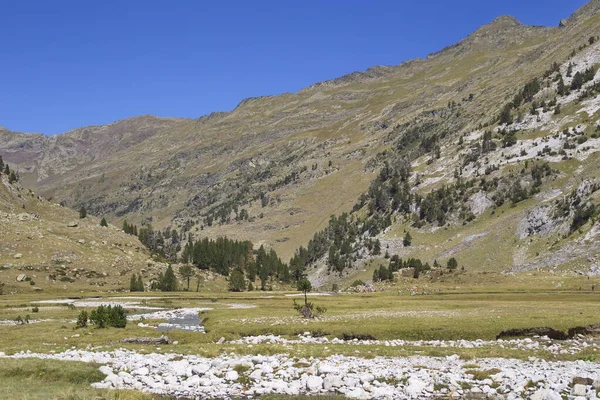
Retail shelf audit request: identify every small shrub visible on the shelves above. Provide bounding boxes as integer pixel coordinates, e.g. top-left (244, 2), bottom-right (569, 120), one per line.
top-left (351, 279), bottom-right (365, 287)
top-left (31, 306), bottom-right (39, 313)
top-left (76, 311), bottom-right (88, 328)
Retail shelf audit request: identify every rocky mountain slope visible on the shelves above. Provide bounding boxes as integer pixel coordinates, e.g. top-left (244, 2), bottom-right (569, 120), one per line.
top-left (0, 169), bottom-right (154, 293)
top-left (2, 1), bottom-right (600, 286)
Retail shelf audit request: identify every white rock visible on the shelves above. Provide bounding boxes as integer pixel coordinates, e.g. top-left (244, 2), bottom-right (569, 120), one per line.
top-left (184, 375), bottom-right (200, 387)
top-left (406, 377), bottom-right (427, 398)
top-left (191, 364), bottom-right (210, 375)
top-left (133, 367), bottom-right (149, 376)
top-left (249, 369), bottom-right (262, 380)
top-left (531, 388), bottom-right (563, 400)
top-left (318, 363), bottom-right (339, 375)
top-left (572, 384), bottom-right (587, 396)
top-left (347, 387), bottom-right (370, 399)
top-left (306, 375), bottom-right (324, 392)
top-left (261, 364), bottom-right (274, 374)
top-left (225, 370), bottom-right (239, 381)
top-left (324, 375), bottom-right (344, 390)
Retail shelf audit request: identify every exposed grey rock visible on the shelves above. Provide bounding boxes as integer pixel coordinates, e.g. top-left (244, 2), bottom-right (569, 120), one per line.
top-left (517, 206), bottom-right (557, 239)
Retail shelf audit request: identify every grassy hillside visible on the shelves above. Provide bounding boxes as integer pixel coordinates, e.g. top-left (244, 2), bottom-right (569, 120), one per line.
top-left (0, 170), bottom-right (157, 293)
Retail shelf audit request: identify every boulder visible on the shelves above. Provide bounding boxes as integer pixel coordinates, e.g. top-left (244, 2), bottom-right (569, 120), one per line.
top-left (405, 377), bottom-right (427, 398)
top-left (346, 387), bottom-right (370, 399)
top-left (67, 221), bottom-right (78, 227)
top-left (225, 370), bottom-right (238, 381)
top-left (531, 388), bottom-right (563, 400)
top-left (306, 375), bottom-right (324, 392)
top-left (16, 274), bottom-right (26, 282)
top-left (13, 253), bottom-right (22, 259)
top-left (571, 384), bottom-right (587, 396)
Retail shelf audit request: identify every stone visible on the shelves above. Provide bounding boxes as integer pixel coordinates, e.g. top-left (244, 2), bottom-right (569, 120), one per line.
top-left (16, 274), bottom-right (26, 282)
top-left (359, 373), bottom-right (374, 383)
top-left (191, 364), bottom-right (210, 375)
top-left (67, 221), bottom-right (78, 227)
top-left (323, 375), bottom-right (344, 390)
top-left (572, 384), bottom-right (587, 396)
top-left (406, 377), bottom-right (427, 398)
top-left (13, 253), bottom-right (22, 259)
top-left (249, 369), bottom-right (262, 380)
top-left (306, 375), bottom-right (324, 392)
top-left (133, 367), bottom-right (149, 376)
top-left (346, 387), bottom-right (370, 399)
top-left (531, 388), bottom-right (563, 400)
top-left (573, 377), bottom-right (594, 386)
top-left (225, 370), bottom-right (239, 381)
top-left (318, 364), bottom-right (339, 375)
top-left (261, 364), bottom-right (274, 374)
top-left (184, 375), bottom-right (200, 387)
top-left (78, 239), bottom-right (86, 244)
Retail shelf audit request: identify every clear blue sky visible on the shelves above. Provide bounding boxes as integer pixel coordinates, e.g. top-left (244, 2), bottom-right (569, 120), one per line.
top-left (0, 0), bottom-right (588, 135)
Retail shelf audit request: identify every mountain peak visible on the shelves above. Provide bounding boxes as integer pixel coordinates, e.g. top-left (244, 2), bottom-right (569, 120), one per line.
top-left (476, 15), bottom-right (523, 34)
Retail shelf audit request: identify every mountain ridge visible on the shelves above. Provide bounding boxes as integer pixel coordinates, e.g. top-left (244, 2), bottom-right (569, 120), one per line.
top-left (1, 1), bottom-right (600, 283)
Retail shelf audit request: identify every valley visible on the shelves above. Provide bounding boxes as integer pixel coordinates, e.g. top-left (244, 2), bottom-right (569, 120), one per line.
top-left (2, 1), bottom-right (600, 399)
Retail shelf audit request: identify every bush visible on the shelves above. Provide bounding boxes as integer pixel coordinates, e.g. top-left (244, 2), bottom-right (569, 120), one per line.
top-left (89, 305), bottom-right (127, 329)
top-left (351, 279), bottom-right (365, 287)
top-left (293, 299), bottom-right (326, 319)
top-left (31, 306), bottom-right (39, 313)
top-left (76, 311), bottom-right (88, 328)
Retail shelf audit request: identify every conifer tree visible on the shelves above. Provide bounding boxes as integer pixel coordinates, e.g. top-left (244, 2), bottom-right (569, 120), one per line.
top-left (161, 265), bottom-right (177, 291)
top-left (179, 265), bottom-right (194, 291)
top-left (403, 232), bottom-right (412, 247)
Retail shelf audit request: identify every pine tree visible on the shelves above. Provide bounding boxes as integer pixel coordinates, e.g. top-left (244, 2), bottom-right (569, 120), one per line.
top-left (4, 164), bottom-right (9, 175)
top-left (179, 265), bottom-right (194, 291)
top-left (8, 171), bottom-right (17, 184)
top-left (160, 265), bottom-right (177, 292)
top-left (0, 155), bottom-right (3, 170)
top-left (100, 217), bottom-right (108, 227)
top-left (403, 232), bottom-right (412, 247)
top-left (79, 206), bottom-right (87, 219)
top-left (136, 274), bottom-right (145, 291)
top-left (129, 274), bottom-right (137, 292)
top-left (228, 270), bottom-right (246, 292)
top-left (447, 257), bottom-right (458, 270)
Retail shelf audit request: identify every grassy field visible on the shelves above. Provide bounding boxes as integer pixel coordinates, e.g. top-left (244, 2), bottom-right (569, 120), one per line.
top-left (0, 358), bottom-right (174, 400)
top-left (1, 273), bottom-right (599, 362)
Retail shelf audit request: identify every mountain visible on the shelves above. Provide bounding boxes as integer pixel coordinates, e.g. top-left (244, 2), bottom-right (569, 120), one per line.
top-left (2, 1), bottom-right (600, 287)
